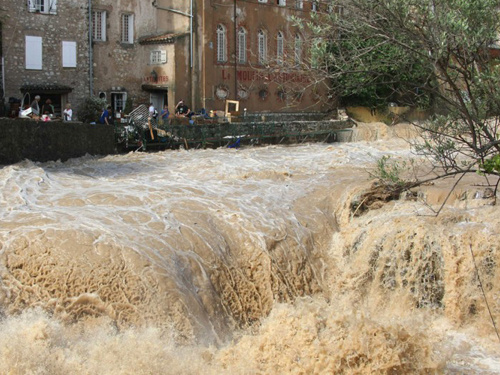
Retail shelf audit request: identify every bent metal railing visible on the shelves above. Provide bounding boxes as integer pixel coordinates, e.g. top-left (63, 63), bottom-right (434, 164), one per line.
top-left (115, 115), bottom-right (353, 151)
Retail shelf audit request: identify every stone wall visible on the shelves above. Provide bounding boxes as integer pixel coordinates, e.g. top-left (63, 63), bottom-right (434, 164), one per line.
top-left (0, 119), bottom-right (116, 165)
top-left (1, 0), bottom-right (90, 115)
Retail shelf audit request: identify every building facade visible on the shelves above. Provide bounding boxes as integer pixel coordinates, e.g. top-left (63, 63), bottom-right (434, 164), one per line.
top-left (197, 0), bottom-right (328, 114)
top-left (1, 0), bottom-right (90, 117)
top-left (90, 0), bottom-right (329, 117)
top-left (1, 0), bottom-right (329, 120)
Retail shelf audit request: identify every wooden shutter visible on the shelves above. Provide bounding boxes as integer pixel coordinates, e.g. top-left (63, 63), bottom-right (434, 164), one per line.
top-left (101, 11), bottom-right (107, 41)
top-left (25, 36), bottom-right (42, 70)
top-left (48, 0), bottom-right (57, 14)
top-left (62, 41), bottom-right (77, 68)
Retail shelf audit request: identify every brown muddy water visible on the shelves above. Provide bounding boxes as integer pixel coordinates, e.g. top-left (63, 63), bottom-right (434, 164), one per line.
top-left (0, 123), bottom-right (499, 374)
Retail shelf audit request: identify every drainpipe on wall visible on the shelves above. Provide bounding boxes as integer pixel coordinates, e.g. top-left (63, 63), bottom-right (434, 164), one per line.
top-left (1, 57), bottom-right (5, 102)
top-left (202, 0), bottom-right (206, 110)
top-left (88, 0), bottom-right (93, 97)
top-left (234, 0), bottom-right (237, 101)
top-left (190, 0), bottom-right (194, 108)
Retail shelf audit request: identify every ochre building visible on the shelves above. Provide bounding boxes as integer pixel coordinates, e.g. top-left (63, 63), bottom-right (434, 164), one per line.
top-left (92, 0), bottom-right (329, 116)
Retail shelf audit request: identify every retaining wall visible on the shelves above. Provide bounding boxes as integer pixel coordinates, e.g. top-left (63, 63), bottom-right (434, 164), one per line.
top-left (0, 118), bottom-right (116, 165)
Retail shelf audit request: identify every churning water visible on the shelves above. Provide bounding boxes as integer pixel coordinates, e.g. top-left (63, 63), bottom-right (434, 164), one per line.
top-left (0, 123), bottom-right (499, 374)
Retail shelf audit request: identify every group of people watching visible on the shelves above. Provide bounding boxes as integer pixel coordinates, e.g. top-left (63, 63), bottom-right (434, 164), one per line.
top-left (29, 95), bottom-right (72, 121)
top-left (146, 99), bottom-right (196, 126)
top-left (27, 96), bottom-right (216, 125)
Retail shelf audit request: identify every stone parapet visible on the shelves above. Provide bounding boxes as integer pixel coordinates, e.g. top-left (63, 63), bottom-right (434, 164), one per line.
top-left (0, 119), bottom-right (116, 165)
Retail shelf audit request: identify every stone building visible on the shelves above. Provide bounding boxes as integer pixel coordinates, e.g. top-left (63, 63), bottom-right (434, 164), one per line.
top-left (1, 0), bottom-right (329, 120)
top-left (92, 0), bottom-right (329, 118)
top-left (1, 0), bottom-right (91, 118)
top-left (193, 0), bottom-right (328, 114)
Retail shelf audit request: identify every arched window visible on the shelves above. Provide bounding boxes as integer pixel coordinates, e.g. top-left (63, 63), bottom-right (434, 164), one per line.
top-left (258, 29), bottom-right (267, 65)
top-left (294, 34), bottom-right (302, 65)
top-left (277, 31), bottom-right (284, 65)
top-left (216, 24), bottom-right (227, 62)
top-left (237, 27), bottom-right (247, 64)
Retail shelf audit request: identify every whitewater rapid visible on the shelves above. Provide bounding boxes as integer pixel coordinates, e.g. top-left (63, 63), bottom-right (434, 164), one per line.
top-left (0, 123), bottom-right (499, 374)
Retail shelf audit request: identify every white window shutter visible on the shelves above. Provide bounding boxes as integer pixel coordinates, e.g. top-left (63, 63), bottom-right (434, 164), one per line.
top-left (101, 11), bottom-right (107, 41)
top-left (27, 0), bottom-right (36, 12)
top-left (128, 15), bottom-right (134, 43)
top-left (26, 36), bottom-right (42, 70)
top-left (48, 0), bottom-right (57, 14)
top-left (62, 41), bottom-right (77, 68)
top-left (160, 50), bottom-right (167, 63)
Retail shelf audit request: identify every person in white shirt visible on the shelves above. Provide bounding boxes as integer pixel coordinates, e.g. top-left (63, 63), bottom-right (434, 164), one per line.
top-left (63, 103), bottom-right (73, 121)
top-left (149, 103), bottom-right (156, 118)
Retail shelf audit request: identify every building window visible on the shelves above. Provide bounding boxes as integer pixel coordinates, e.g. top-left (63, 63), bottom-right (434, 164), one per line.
top-left (121, 14), bottom-right (134, 44)
top-left (237, 27), bottom-right (247, 64)
top-left (28, 0), bottom-right (57, 14)
top-left (92, 11), bottom-right (106, 42)
top-left (277, 31), bottom-right (284, 65)
top-left (111, 92), bottom-right (127, 114)
top-left (216, 24), bottom-right (227, 63)
top-left (238, 86), bottom-right (249, 100)
top-left (258, 0), bottom-right (267, 3)
top-left (62, 41), bottom-right (77, 68)
top-left (311, 38), bottom-right (322, 68)
top-left (258, 29), bottom-right (267, 65)
top-left (215, 85), bottom-right (229, 100)
top-left (25, 36), bottom-right (42, 70)
top-left (151, 50), bottom-right (167, 64)
top-left (312, 1), bottom-right (318, 12)
top-left (295, 0), bottom-right (303, 9)
top-left (277, 0), bottom-right (286, 6)
top-left (294, 34), bottom-right (302, 65)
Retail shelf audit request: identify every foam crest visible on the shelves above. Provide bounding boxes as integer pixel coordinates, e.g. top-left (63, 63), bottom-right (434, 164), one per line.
top-left (0, 123), bottom-right (499, 373)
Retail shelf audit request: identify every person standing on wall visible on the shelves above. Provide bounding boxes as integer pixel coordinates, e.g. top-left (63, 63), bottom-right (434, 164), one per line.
top-left (63, 103), bottom-right (73, 121)
top-left (41, 99), bottom-right (54, 116)
top-left (159, 104), bottom-right (169, 126)
top-left (149, 102), bottom-right (158, 118)
top-left (175, 99), bottom-right (186, 115)
top-left (30, 95), bottom-right (41, 118)
top-left (99, 105), bottom-right (111, 125)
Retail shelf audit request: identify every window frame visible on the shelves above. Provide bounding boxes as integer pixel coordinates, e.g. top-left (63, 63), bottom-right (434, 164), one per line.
top-left (28, 0), bottom-right (57, 15)
top-left (294, 34), bottom-right (302, 65)
top-left (258, 29), bottom-right (268, 65)
top-left (92, 10), bottom-right (107, 42)
top-left (111, 92), bottom-right (127, 114)
top-left (150, 50), bottom-right (167, 65)
top-left (276, 31), bottom-right (284, 65)
top-left (121, 13), bottom-right (134, 44)
top-left (237, 27), bottom-right (247, 64)
top-left (216, 24), bottom-right (227, 63)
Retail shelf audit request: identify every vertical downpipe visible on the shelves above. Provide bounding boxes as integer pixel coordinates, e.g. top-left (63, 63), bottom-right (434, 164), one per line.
top-left (202, 0), bottom-right (206, 109)
top-left (234, 0), bottom-right (237, 100)
top-left (88, 0), bottom-right (93, 97)
top-left (190, 0), bottom-right (194, 108)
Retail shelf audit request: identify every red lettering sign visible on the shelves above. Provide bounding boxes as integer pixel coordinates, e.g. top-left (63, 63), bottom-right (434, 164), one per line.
top-left (143, 75), bottom-right (169, 83)
top-left (221, 69), bottom-right (311, 83)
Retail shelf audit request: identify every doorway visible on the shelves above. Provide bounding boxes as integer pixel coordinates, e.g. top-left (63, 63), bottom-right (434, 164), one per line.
top-left (150, 91), bottom-right (167, 114)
